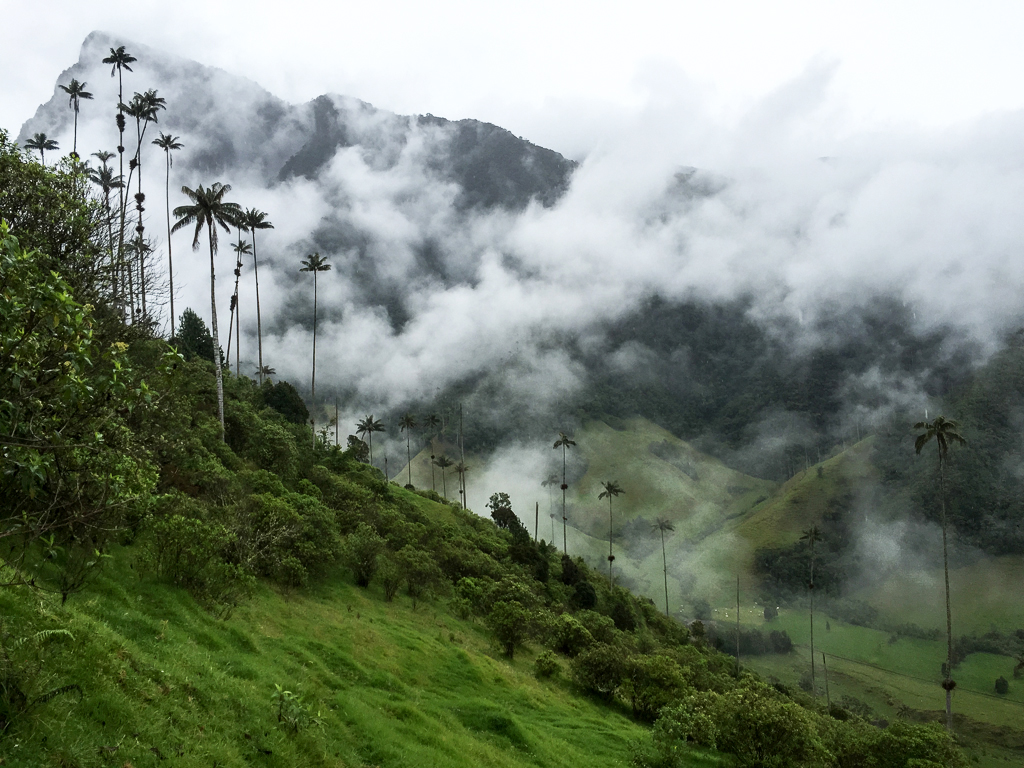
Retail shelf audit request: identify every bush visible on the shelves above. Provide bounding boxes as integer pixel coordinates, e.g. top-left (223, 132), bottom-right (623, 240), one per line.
top-left (713, 687), bottom-right (829, 768)
top-left (343, 523), bottom-right (386, 587)
top-left (549, 613), bottom-right (594, 657)
top-left (571, 644), bottom-right (626, 699)
top-left (534, 650), bottom-right (560, 679)
top-left (995, 675), bottom-right (1009, 694)
top-left (622, 655), bottom-right (690, 721)
top-left (487, 601), bottom-right (530, 658)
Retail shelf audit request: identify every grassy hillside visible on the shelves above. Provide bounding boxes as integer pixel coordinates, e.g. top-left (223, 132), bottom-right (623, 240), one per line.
top-left (3, 545), bottom-right (714, 768)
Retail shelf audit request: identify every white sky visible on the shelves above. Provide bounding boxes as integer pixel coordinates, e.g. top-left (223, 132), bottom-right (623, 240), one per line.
top-left (5, 0), bottom-right (1024, 157)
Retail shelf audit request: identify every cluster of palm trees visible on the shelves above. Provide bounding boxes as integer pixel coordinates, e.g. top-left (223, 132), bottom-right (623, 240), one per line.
top-left (355, 412), bottom-right (470, 505)
top-left (26, 45), bottom-right (284, 442)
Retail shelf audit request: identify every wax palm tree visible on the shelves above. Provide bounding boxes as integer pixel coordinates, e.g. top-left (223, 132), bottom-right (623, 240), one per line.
top-left (454, 462), bottom-right (469, 508)
top-left (152, 133), bottom-right (183, 337)
top-left (102, 46), bottom-right (136, 294)
top-left (356, 415), bottom-right (385, 465)
top-left (915, 415), bottom-right (966, 731)
top-left (553, 432), bottom-right (576, 554)
top-left (25, 133), bottom-right (59, 165)
top-left (240, 208), bottom-right (274, 384)
top-left (171, 182), bottom-right (242, 441)
top-left (87, 154), bottom-right (122, 295)
top-left (254, 365), bottom-right (275, 381)
top-left (121, 90), bottom-right (166, 320)
top-left (598, 481), bottom-right (624, 585)
top-left (399, 414), bottom-right (417, 486)
top-left (299, 253), bottom-right (332, 437)
top-left (227, 238), bottom-right (251, 375)
top-left (652, 518), bottom-right (675, 616)
top-left (422, 414), bottom-right (441, 491)
top-left (800, 525), bottom-right (821, 694)
top-left (58, 79), bottom-right (93, 158)
top-left (433, 455), bottom-right (455, 499)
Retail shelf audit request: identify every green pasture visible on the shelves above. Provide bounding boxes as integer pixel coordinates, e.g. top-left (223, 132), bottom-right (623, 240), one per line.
top-left (2, 550), bottom-right (708, 768)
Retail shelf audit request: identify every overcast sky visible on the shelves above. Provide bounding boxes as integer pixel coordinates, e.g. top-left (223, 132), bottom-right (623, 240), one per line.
top-left (5, 0), bottom-right (1024, 157)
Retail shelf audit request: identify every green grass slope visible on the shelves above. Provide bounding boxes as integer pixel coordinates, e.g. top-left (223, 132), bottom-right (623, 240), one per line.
top-left (0, 549), bottom-right (728, 768)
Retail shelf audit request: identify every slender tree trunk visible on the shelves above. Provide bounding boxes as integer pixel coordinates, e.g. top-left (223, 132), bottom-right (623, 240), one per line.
top-left (165, 152), bottom-right (175, 339)
top-left (810, 538), bottom-right (816, 694)
top-left (311, 272), bottom-right (318, 448)
top-left (661, 528), bottom-right (670, 616)
top-left (209, 235), bottom-right (225, 441)
top-left (822, 653), bottom-right (831, 709)
top-left (136, 120), bottom-right (146, 321)
top-left (335, 400), bottom-right (339, 447)
top-left (561, 446), bottom-right (568, 555)
top-left (72, 110), bottom-right (78, 156)
top-left (116, 69), bottom-right (127, 319)
top-left (535, 501), bottom-right (539, 542)
top-left (940, 453), bottom-right (954, 731)
top-left (441, 466), bottom-right (446, 498)
top-left (252, 231), bottom-right (264, 384)
top-left (736, 575), bottom-right (741, 676)
top-left (407, 434), bottom-right (413, 486)
top-left (608, 498), bottom-right (614, 585)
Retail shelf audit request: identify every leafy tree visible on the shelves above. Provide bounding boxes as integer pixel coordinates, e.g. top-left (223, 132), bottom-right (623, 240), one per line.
top-left (487, 493), bottom-right (518, 530)
top-left (652, 518), bottom-right (675, 616)
top-left (175, 308), bottom-right (215, 362)
top-left (299, 252), bottom-right (331, 439)
top-left (914, 415), bottom-right (966, 731)
top-left (487, 600), bottom-right (530, 658)
top-left (239, 208), bottom-right (273, 384)
top-left (58, 79), bottom-right (93, 157)
top-left (571, 644), bottom-right (625, 700)
top-left (343, 523), bottom-right (386, 587)
top-left (800, 525), bottom-right (821, 694)
top-left (0, 223), bottom-right (157, 583)
top-left (396, 545), bottom-right (443, 609)
top-left (24, 133), bottom-right (58, 166)
top-left (553, 431), bottom-right (576, 554)
top-left (0, 130), bottom-right (99, 295)
top-left (399, 413), bottom-right (417, 486)
top-left (171, 181), bottom-right (242, 441)
top-left (433, 455), bottom-right (455, 498)
top-left (262, 380), bottom-right (310, 425)
top-left (598, 480), bottom-right (624, 585)
top-left (152, 133), bottom-right (182, 337)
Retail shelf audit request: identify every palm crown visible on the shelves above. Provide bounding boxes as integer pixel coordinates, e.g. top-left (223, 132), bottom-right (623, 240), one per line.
top-left (153, 132), bottom-right (183, 163)
top-left (171, 183), bottom-right (243, 250)
top-left (25, 133), bottom-right (59, 164)
top-left (102, 46), bottom-right (136, 77)
top-left (60, 79), bottom-right (93, 112)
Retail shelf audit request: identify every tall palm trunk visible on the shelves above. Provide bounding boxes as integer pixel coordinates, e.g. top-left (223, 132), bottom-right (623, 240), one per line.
top-left (561, 446), bottom-right (568, 555)
top-left (252, 231), bottom-right (264, 384)
top-left (209, 237), bottom-right (225, 441)
top-left (311, 270), bottom-right (319, 447)
top-left (164, 152), bottom-right (175, 338)
top-left (406, 433), bottom-right (413, 486)
top-left (607, 496), bottom-right (614, 585)
top-left (940, 453), bottom-right (954, 731)
top-left (660, 527), bottom-right (670, 616)
top-left (810, 538), bottom-right (816, 694)
top-left (116, 70), bottom-right (127, 317)
top-left (136, 119), bottom-right (146, 320)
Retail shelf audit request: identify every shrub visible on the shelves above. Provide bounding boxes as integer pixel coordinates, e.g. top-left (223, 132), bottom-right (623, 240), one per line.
top-left (377, 551), bottom-right (403, 602)
top-left (622, 655), bottom-right (690, 721)
top-left (713, 687), bottom-right (829, 768)
top-left (995, 675), bottom-right (1009, 694)
top-left (534, 650), bottom-right (560, 679)
top-left (487, 601), bottom-right (530, 658)
top-left (343, 523), bottom-right (386, 587)
top-left (549, 614), bottom-right (594, 657)
top-left (571, 644), bottom-right (626, 699)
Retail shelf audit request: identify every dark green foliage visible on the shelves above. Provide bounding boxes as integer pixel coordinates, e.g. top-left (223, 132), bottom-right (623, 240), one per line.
top-left (754, 505), bottom-right (852, 601)
top-left (0, 623), bottom-right (80, 735)
top-left (534, 650), bottom-right (560, 679)
top-left (571, 581), bottom-right (598, 611)
top-left (343, 523), bottom-right (386, 587)
top-left (995, 676), bottom-right (1009, 694)
top-left (548, 614), bottom-right (594, 657)
top-left (621, 655), bottom-right (689, 721)
top-left (396, 546), bottom-right (444, 609)
top-left (571, 644), bottom-right (626, 699)
top-left (174, 308), bottom-right (215, 362)
top-left (487, 492), bottom-right (518, 530)
top-left (487, 600), bottom-right (530, 658)
top-left (262, 379), bottom-right (310, 425)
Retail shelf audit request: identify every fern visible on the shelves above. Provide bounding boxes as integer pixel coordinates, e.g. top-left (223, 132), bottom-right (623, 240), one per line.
top-left (10, 629), bottom-right (74, 651)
